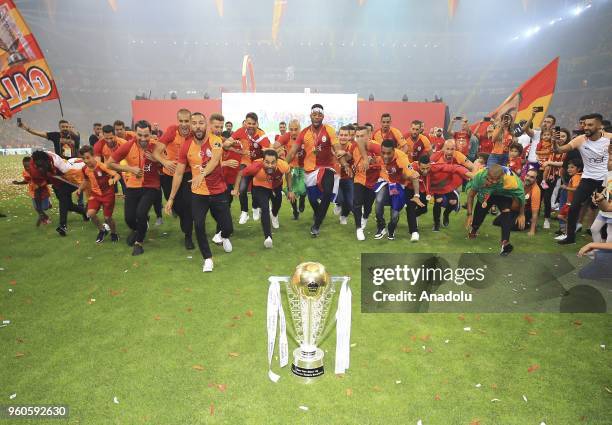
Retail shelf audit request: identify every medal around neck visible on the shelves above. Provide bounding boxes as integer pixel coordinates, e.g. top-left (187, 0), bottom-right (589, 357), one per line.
top-left (267, 263), bottom-right (352, 383)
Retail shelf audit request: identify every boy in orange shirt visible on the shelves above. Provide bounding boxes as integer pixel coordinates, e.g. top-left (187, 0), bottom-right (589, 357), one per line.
top-left (77, 146), bottom-right (120, 243)
top-left (12, 156), bottom-right (52, 226)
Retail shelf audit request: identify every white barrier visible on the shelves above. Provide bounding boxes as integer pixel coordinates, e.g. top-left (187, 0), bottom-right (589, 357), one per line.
top-left (0, 148), bottom-right (33, 155)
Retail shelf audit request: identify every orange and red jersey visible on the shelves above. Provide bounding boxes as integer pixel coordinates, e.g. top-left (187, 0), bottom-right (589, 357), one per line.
top-left (295, 124), bottom-right (339, 173)
top-left (374, 127), bottom-right (407, 150)
top-left (478, 135), bottom-right (494, 154)
top-left (353, 141), bottom-right (385, 189)
top-left (111, 139), bottom-right (160, 189)
top-left (512, 183), bottom-right (540, 213)
top-left (178, 135), bottom-right (226, 196)
top-left (430, 150), bottom-right (469, 167)
top-left (427, 162), bottom-right (470, 195)
top-left (242, 159), bottom-right (290, 190)
top-left (222, 141), bottom-right (243, 185)
top-left (82, 161), bottom-right (118, 197)
top-left (430, 136), bottom-right (446, 152)
top-left (508, 156), bottom-right (523, 175)
top-left (276, 132), bottom-right (305, 168)
top-left (339, 142), bottom-right (357, 180)
top-left (158, 124), bottom-right (191, 175)
top-left (22, 170), bottom-right (50, 199)
top-left (491, 130), bottom-right (513, 154)
top-left (566, 173), bottom-right (582, 204)
top-left (536, 140), bottom-right (552, 165)
top-left (405, 134), bottom-right (432, 161)
top-left (93, 137), bottom-right (127, 162)
top-left (231, 127), bottom-right (271, 166)
top-left (382, 148), bottom-right (416, 184)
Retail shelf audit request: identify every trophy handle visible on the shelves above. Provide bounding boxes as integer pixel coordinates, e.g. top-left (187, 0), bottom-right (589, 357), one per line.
top-left (316, 276), bottom-right (351, 348)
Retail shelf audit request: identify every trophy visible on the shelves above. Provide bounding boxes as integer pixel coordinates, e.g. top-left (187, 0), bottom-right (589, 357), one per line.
top-left (267, 262), bottom-right (351, 383)
top-left (0, 6), bottom-right (28, 66)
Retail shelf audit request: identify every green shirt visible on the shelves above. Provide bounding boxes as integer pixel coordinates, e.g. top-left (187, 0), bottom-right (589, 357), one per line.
top-left (470, 167), bottom-right (525, 206)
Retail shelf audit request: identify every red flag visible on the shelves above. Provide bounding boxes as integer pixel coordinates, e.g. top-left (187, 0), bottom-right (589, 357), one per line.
top-left (0, 0), bottom-right (60, 119)
top-left (472, 57), bottom-right (559, 135)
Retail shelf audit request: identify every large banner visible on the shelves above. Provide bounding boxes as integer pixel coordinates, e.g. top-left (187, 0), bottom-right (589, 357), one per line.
top-left (0, 0), bottom-right (59, 119)
top-left (222, 92), bottom-right (357, 137)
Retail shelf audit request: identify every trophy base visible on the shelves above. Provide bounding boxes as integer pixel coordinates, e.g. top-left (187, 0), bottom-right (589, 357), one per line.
top-left (291, 347), bottom-right (324, 382)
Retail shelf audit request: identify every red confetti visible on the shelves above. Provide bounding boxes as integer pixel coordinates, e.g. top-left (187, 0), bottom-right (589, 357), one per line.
top-left (527, 364), bottom-right (540, 373)
top-left (523, 315), bottom-right (535, 323)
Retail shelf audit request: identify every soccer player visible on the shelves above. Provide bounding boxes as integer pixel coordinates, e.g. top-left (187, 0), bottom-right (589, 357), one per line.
top-left (27, 150), bottom-right (86, 236)
top-left (285, 104), bottom-right (358, 237)
top-left (275, 121), bottom-right (287, 141)
top-left (12, 156), bottom-right (52, 226)
top-left (373, 113), bottom-right (408, 153)
top-left (228, 112), bottom-right (271, 224)
top-left (404, 120), bottom-right (432, 161)
top-left (209, 113), bottom-right (239, 244)
top-left (19, 119), bottom-right (81, 159)
top-left (553, 114), bottom-right (609, 244)
top-left (93, 125), bottom-right (127, 163)
top-left (273, 119), bottom-right (306, 219)
top-left (107, 120), bottom-right (162, 256)
top-left (405, 156), bottom-right (432, 242)
top-left (165, 113), bottom-right (233, 272)
top-left (153, 109), bottom-right (195, 250)
top-left (493, 167), bottom-right (539, 236)
top-left (466, 164), bottom-right (526, 255)
top-left (429, 140), bottom-right (474, 231)
top-left (430, 127), bottom-right (446, 152)
top-left (375, 139), bottom-right (423, 240)
top-left (334, 125), bottom-right (357, 224)
top-left (350, 126), bottom-right (382, 241)
top-left (76, 146), bottom-right (120, 243)
top-left (234, 150), bottom-right (294, 248)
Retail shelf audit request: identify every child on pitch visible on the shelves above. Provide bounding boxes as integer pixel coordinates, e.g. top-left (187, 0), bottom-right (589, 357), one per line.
top-left (12, 156), bottom-right (52, 226)
top-left (76, 146), bottom-right (120, 243)
top-left (555, 159), bottom-right (583, 241)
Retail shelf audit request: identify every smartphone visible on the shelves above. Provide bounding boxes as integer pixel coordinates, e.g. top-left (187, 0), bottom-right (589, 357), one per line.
top-left (534, 106), bottom-right (544, 112)
top-left (16, 117), bottom-right (22, 126)
top-left (483, 117), bottom-right (492, 122)
top-left (555, 126), bottom-right (561, 132)
top-left (454, 116), bottom-right (463, 121)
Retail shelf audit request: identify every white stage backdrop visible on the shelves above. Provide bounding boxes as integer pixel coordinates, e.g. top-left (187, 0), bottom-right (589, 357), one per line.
top-left (222, 93), bottom-right (358, 137)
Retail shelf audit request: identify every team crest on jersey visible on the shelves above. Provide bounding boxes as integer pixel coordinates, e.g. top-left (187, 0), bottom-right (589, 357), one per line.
top-left (206, 149), bottom-right (212, 158)
top-left (321, 136), bottom-right (327, 143)
top-left (97, 171), bottom-right (103, 177)
top-left (143, 164), bottom-right (151, 172)
top-left (389, 167), bottom-right (397, 175)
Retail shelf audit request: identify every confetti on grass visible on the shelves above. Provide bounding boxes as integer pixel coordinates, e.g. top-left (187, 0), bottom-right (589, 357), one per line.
top-left (9, 394), bottom-right (16, 399)
top-left (299, 406), bottom-right (309, 411)
top-left (113, 396), bottom-right (119, 404)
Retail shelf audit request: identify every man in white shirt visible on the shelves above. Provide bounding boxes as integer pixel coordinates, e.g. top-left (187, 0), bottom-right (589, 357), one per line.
top-left (553, 113), bottom-right (610, 245)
